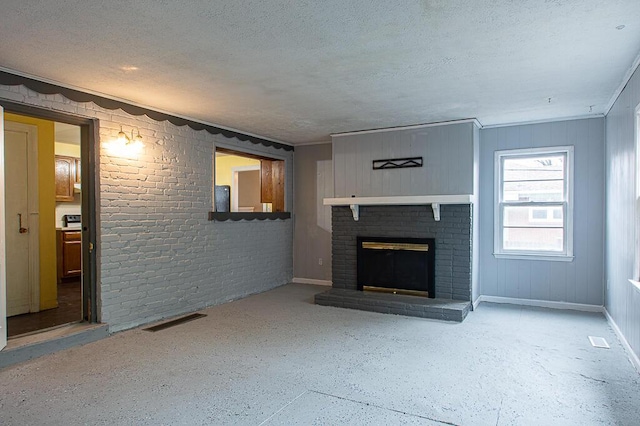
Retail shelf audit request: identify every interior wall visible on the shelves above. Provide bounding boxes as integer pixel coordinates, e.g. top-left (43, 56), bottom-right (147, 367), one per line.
top-left (1, 84), bottom-right (294, 332)
top-left (332, 122), bottom-right (475, 197)
top-left (54, 141), bottom-right (80, 157)
top-left (238, 170), bottom-right (262, 211)
top-left (4, 112), bottom-right (57, 310)
top-left (472, 124), bottom-right (480, 303)
top-left (54, 141), bottom-right (81, 228)
top-left (215, 154), bottom-right (260, 187)
top-left (478, 118), bottom-right (605, 306)
top-left (605, 64), bottom-right (640, 362)
top-left (54, 194), bottom-right (81, 228)
top-left (293, 143), bottom-right (332, 282)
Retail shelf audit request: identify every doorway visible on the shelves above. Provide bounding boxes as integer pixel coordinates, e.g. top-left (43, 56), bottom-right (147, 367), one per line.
top-left (0, 104), bottom-right (97, 346)
top-left (232, 166), bottom-right (262, 212)
top-left (4, 121), bottom-right (40, 318)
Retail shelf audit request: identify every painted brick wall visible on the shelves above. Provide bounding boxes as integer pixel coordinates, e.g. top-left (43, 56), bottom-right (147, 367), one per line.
top-left (0, 84), bottom-right (293, 332)
top-left (332, 205), bottom-right (472, 300)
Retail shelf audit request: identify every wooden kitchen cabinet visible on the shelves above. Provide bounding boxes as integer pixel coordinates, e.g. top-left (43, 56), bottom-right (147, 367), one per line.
top-left (75, 158), bottom-right (81, 183)
top-left (57, 230), bottom-right (81, 282)
top-left (260, 159), bottom-right (285, 212)
top-left (260, 159), bottom-right (272, 203)
top-left (55, 155), bottom-right (77, 202)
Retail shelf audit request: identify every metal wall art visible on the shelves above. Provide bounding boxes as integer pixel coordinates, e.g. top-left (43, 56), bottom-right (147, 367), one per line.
top-left (372, 157), bottom-right (423, 170)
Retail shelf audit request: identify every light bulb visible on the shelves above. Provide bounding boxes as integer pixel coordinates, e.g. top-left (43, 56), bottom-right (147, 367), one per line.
top-left (117, 126), bottom-right (130, 146)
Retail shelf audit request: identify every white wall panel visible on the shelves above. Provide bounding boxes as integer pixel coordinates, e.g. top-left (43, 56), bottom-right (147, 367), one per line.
top-left (332, 122), bottom-right (475, 197)
top-left (605, 64), bottom-right (640, 363)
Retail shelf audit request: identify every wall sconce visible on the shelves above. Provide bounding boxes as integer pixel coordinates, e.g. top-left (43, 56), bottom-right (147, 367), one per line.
top-left (107, 126), bottom-right (144, 157)
top-left (117, 126), bottom-right (144, 150)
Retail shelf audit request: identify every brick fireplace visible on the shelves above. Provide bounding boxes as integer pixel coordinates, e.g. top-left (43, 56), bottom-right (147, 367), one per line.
top-left (315, 204), bottom-right (473, 321)
top-left (357, 236), bottom-right (436, 297)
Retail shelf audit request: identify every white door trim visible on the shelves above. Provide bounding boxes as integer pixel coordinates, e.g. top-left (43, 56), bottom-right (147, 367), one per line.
top-left (0, 106), bottom-right (6, 350)
top-left (5, 121), bottom-right (40, 314)
top-left (231, 165), bottom-right (260, 212)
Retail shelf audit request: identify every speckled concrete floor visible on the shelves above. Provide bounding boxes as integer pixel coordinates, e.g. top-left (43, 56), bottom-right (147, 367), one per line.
top-left (1, 283), bottom-right (638, 425)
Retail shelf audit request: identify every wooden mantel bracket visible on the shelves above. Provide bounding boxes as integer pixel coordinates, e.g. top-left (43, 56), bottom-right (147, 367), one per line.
top-left (349, 204), bottom-right (360, 221)
top-left (431, 203), bottom-right (441, 221)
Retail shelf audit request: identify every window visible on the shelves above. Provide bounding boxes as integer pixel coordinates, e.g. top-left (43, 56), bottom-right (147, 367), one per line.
top-left (214, 147), bottom-right (286, 213)
top-left (528, 207), bottom-right (563, 223)
top-left (494, 146), bottom-right (573, 260)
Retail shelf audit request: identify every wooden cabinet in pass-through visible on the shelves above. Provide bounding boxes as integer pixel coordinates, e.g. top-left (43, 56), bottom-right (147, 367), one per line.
top-left (260, 159), bottom-right (285, 212)
top-left (55, 155), bottom-right (77, 202)
top-left (75, 158), bottom-right (81, 183)
top-left (57, 230), bottom-right (81, 282)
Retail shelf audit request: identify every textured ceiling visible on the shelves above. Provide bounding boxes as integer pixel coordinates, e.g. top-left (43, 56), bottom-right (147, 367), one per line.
top-left (0, 0), bottom-right (639, 144)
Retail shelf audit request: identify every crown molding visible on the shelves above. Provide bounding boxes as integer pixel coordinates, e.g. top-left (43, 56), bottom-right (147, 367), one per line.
top-left (481, 114), bottom-right (604, 129)
top-left (605, 51), bottom-right (640, 115)
top-left (331, 118), bottom-right (482, 138)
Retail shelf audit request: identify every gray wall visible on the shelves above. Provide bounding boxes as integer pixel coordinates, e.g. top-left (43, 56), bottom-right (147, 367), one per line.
top-left (0, 83), bottom-right (294, 333)
top-left (293, 143), bottom-right (333, 282)
top-left (479, 118), bottom-right (605, 305)
top-left (605, 65), bottom-right (640, 362)
top-left (332, 122), bottom-right (475, 197)
top-left (472, 124), bottom-right (480, 303)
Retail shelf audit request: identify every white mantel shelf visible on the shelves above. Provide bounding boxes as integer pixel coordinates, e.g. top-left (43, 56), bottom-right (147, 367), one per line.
top-left (323, 194), bottom-right (474, 221)
top-left (323, 195), bottom-right (473, 206)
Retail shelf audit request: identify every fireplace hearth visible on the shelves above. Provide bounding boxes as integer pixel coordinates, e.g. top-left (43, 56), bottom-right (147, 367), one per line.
top-left (357, 236), bottom-right (435, 298)
top-left (314, 204), bottom-right (473, 322)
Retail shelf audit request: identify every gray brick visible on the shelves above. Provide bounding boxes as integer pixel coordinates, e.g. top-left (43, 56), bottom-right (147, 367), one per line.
top-left (331, 205), bottom-right (472, 301)
top-left (314, 289), bottom-right (470, 322)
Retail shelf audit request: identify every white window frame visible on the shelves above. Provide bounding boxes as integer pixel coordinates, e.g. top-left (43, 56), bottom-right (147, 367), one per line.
top-left (494, 146), bottom-right (574, 261)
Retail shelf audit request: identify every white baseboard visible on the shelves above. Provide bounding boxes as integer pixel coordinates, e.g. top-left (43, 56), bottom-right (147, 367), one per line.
top-left (604, 308), bottom-right (640, 374)
top-left (292, 277), bottom-right (333, 286)
top-left (472, 297), bottom-right (482, 311)
top-left (475, 295), bottom-right (604, 313)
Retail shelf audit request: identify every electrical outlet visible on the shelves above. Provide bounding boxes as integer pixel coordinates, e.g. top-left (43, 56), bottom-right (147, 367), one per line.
top-left (318, 258), bottom-right (323, 266)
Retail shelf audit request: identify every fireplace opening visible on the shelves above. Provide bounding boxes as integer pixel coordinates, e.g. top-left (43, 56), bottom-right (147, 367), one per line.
top-left (357, 236), bottom-right (436, 298)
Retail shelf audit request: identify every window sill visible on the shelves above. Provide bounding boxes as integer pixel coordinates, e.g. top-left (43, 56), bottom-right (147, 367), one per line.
top-left (208, 212), bottom-right (291, 222)
top-left (493, 253), bottom-right (574, 262)
top-left (629, 279), bottom-right (640, 292)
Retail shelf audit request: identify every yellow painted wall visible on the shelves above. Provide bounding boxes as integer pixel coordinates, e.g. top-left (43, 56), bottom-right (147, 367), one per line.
top-left (215, 154), bottom-right (260, 187)
top-left (5, 113), bottom-right (58, 310)
top-left (55, 142), bottom-right (80, 157)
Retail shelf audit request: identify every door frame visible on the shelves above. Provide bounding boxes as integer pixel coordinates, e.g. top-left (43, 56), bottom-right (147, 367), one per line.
top-left (0, 100), bottom-right (100, 324)
top-left (4, 121), bottom-right (40, 313)
top-left (0, 105), bottom-right (5, 350)
top-left (231, 165), bottom-right (260, 212)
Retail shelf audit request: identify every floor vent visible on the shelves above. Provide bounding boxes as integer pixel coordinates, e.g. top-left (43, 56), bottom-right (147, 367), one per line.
top-left (144, 313), bottom-right (207, 332)
top-left (588, 336), bottom-right (610, 349)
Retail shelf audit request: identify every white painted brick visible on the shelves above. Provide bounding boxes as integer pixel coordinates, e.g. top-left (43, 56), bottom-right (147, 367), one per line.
top-left (0, 83), bottom-right (294, 333)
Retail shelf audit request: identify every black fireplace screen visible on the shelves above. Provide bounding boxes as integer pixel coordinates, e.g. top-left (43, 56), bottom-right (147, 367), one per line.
top-left (357, 236), bottom-right (435, 298)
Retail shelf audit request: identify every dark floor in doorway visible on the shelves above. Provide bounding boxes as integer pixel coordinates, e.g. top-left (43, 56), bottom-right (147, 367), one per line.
top-left (7, 279), bottom-right (81, 337)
